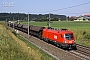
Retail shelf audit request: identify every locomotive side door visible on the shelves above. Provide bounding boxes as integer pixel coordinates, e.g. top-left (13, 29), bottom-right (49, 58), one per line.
top-left (57, 34), bottom-right (64, 43)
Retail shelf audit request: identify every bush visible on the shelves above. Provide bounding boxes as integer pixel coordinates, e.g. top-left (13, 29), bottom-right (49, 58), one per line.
top-left (83, 31), bottom-right (90, 39)
top-left (84, 34), bottom-right (90, 39)
top-left (83, 31), bottom-right (86, 35)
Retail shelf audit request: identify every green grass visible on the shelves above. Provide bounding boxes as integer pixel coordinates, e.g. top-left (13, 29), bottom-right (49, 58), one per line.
top-left (0, 24), bottom-right (30, 60)
top-left (21, 21), bottom-right (90, 47)
top-left (0, 22), bottom-right (56, 60)
top-left (21, 21), bottom-right (90, 30)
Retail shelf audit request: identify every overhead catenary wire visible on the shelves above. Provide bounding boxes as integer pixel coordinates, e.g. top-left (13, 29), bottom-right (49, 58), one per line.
top-left (61, 12), bottom-right (90, 14)
top-left (42, 1), bottom-right (90, 13)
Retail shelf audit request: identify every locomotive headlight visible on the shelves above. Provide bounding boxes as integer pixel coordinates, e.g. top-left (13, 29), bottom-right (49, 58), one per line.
top-left (64, 40), bottom-right (67, 43)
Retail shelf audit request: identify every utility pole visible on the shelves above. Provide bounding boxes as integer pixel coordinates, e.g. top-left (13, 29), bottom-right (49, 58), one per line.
top-left (28, 12), bottom-right (29, 38)
top-left (48, 13), bottom-right (51, 27)
top-left (13, 17), bottom-right (14, 30)
top-left (26, 17), bottom-right (28, 24)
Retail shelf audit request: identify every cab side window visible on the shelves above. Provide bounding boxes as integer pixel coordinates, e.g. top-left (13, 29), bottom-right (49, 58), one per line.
top-left (60, 34), bottom-right (63, 38)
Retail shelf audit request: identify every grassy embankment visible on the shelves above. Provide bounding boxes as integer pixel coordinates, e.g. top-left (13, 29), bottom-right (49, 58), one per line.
top-left (21, 21), bottom-right (90, 47)
top-left (0, 22), bottom-right (56, 60)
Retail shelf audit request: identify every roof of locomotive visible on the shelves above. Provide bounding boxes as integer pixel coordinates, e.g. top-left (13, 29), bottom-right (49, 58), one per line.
top-left (44, 27), bottom-right (73, 34)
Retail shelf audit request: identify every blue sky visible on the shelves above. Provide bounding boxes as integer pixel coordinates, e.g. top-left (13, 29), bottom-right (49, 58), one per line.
top-left (0, 0), bottom-right (90, 16)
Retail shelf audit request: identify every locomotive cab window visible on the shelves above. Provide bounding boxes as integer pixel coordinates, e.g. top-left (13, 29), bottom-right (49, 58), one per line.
top-left (65, 34), bottom-right (73, 40)
top-left (60, 34), bottom-right (63, 38)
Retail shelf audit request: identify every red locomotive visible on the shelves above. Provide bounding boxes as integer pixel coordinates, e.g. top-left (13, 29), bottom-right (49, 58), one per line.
top-left (42, 27), bottom-right (76, 49)
top-left (7, 21), bottom-right (76, 49)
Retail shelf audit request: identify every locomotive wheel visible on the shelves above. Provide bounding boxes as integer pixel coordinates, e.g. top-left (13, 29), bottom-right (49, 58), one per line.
top-left (45, 38), bottom-right (49, 42)
top-left (54, 42), bottom-right (61, 48)
top-left (56, 44), bottom-right (59, 47)
top-left (56, 44), bottom-right (62, 48)
top-left (73, 46), bottom-right (77, 50)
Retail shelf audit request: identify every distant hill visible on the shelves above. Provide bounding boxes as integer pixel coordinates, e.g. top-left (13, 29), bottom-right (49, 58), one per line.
top-left (0, 13), bottom-right (66, 21)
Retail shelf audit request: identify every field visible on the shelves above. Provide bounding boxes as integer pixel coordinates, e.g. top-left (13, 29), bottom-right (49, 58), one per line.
top-left (21, 21), bottom-right (90, 47)
top-left (22, 21), bottom-right (90, 29)
top-left (0, 22), bottom-right (56, 60)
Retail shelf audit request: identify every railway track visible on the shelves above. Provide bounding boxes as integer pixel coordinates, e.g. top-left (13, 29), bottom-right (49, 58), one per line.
top-left (76, 44), bottom-right (90, 57)
top-left (69, 44), bottom-right (90, 60)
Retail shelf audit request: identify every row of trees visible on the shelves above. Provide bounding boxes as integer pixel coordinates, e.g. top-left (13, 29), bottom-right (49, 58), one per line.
top-left (0, 13), bottom-right (67, 21)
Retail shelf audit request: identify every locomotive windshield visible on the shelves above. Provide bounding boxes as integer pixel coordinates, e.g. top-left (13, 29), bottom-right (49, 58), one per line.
top-left (65, 34), bottom-right (73, 40)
